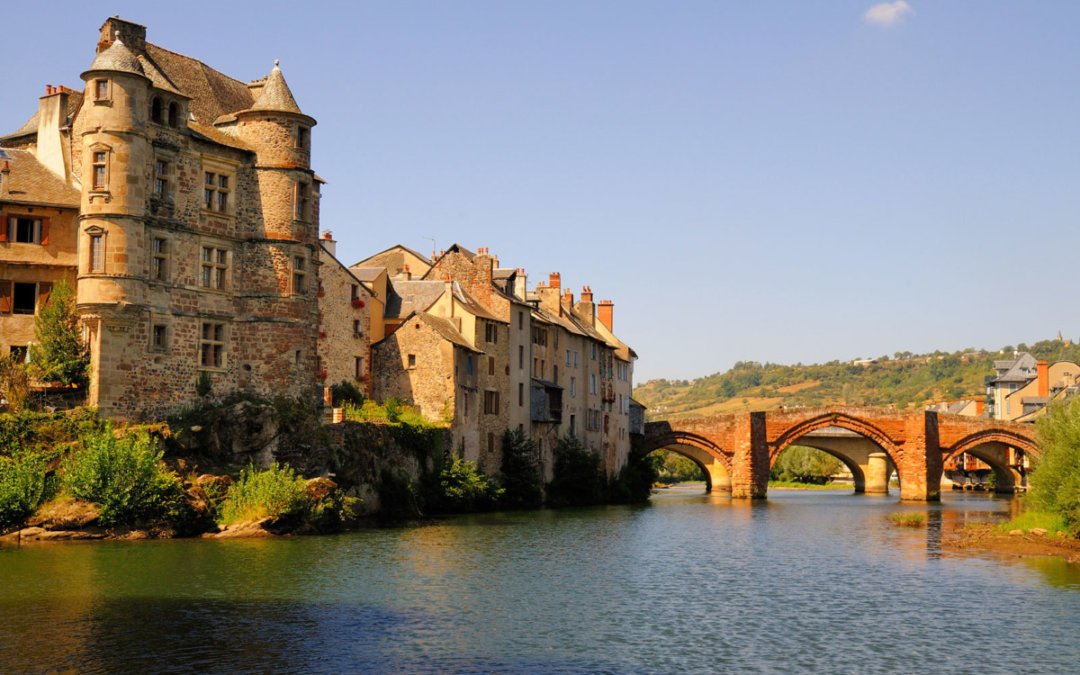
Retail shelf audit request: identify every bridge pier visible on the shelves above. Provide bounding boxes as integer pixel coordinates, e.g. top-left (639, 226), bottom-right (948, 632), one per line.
top-left (897, 412), bottom-right (942, 502)
top-left (731, 412), bottom-right (769, 499)
top-left (866, 451), bottom-right (890, 494)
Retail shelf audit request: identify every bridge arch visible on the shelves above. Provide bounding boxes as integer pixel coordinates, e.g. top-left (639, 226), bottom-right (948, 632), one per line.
top-left (637, 431), bottom-right (733, 493)
top-left (942, 429), bottom-right (1039, 493)
top-left (783, 440), bottom-right (869, 493)
top-left (769, 412), bottom-right (903, 464)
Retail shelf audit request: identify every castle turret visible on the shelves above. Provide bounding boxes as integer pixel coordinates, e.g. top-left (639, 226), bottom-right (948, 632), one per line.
top-left (77, 30), bottom-right (154, 411)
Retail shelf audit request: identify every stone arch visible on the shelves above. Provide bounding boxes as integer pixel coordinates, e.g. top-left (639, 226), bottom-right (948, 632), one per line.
top-left (770, 412), bottom-right (903, 465)
top-left (943, 430), bottom-right (1038, 494)
top-left (167, 101), bottom-right (179, 127)
top-left (637, 431), bottom-right (733, 494)
top-left (151, 96), bottom-right (162, 124)
top-left (947, 429), bottom-right (1040, 461)
top-left (779, 440), bottom-right (868, 493)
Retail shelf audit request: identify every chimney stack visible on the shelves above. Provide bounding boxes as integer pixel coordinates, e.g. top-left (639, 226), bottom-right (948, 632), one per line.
top-left (598, 300), bottom-right (614, 332)
top-left (549, 272), bottom-right (561, 290)
top-left (320, 231), bottom-right (336, 258)
top-left (1037, 360), bottom-right (1049, 398)
top-left (580, 286), bottom-right (593, 303)
top-left (400, 264), bottom-right (412, 281)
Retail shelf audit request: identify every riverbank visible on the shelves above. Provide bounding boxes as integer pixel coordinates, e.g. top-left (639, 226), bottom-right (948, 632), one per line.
top-left (945, 524), bottom-right (1080, 564)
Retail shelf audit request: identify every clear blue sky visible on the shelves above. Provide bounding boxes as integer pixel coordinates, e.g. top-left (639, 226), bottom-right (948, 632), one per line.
top-left (4, 2), bottom-right (1078, 381)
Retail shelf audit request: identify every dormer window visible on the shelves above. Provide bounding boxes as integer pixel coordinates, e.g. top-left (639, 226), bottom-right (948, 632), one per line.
top-left (94, 79), bottom-right (110, 102)
top-left (151, 97), bottom-right (162, 124)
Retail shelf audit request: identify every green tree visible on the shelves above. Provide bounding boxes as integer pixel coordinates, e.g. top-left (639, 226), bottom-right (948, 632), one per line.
top-left (771, 445), bottom-right (842, 484)
top-left (30, 279), bottom-right (88, 388)
top-left (499, 428), bottom-right (543, 509)
top-left (0, 355), bottom-right (31, 413)
top-left (547, 435), bottom-right (605, 507)
top-left (1028, 398), bottom-right (1080, 535)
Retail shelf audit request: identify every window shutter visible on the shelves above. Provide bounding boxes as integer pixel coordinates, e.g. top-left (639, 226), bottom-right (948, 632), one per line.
top-left (37, 281), bottom-right (53, 310)
top-left (40, 218), bottom-right (50, 245)
top-left (0, 216), bottom-right (8, 243)
top-left (0, 281), bottom-right (11, 314)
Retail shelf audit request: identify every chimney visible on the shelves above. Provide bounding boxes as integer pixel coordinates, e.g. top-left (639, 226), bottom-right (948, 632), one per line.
top-left (1037, 360), bottom-right (1049, 397)
top-left (598, 300), bottom-right (614, 332)
top-left (561, 288), bottom-right (574, 311)
top-left (549, 272), bottom-right (561, 290)
top-left (319, 230), bottom-right (336, 258)
top-left (399, 264), bottom-right (412, 281)
top-left (580, 286), bottom-right (593, 303)
top-left (36, 85), bottom-right (70, 180)
top-left (99, 16), bottom-right (147, 55)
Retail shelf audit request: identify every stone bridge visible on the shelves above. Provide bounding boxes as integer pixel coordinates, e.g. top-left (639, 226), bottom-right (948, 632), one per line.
top-left (635, 407), bottom-right (1040, 502)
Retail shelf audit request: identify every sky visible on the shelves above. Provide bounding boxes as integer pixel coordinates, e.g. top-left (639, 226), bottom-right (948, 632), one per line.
top-left (3, 2), bottom-right (1078, 382)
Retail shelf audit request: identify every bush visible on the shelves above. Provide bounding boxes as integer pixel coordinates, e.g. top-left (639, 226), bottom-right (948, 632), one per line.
top-left (0, 454), bottom-right (48, 528)
top-left (499, 428), bottom-right (543, 509)
top-left (0, 355), bottom-right (31, 413)
top-left (609, 451), bottom-right (660, 504)
top-left (438, 457), bottom-right (502, 513)
top-left (0, 408), bottom-right (106, 457)
top-left (547, 435), bottom-right (605, 507)
top-left (30, 279), bottom-right (88, 388)
top-left (218, 463), bottom-right (307, 524)
top-left (330, 380), bottom-right (366, 407)
top-left (1028, 398), bottom-right (1080, 536)
top-left (378, 468), bottom-right (423, 520)
top-left (63, 428), bottom-right (183, 527)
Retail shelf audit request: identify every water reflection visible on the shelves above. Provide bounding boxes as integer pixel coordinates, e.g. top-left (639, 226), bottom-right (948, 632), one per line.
top-left (1, 491), bottom-right (1078, 674)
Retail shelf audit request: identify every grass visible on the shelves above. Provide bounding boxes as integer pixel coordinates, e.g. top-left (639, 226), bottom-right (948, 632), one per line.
top-left (889, 512), bottom-right (926, 527)
top-left (218, 464), bottom-right (307, 525)
top-left (996, 511), bottom-right (1069, 537)
top-left (768, 480), bottom-right (851, 490)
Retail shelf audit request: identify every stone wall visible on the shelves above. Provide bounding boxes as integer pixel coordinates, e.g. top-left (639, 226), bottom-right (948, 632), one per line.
top-left (317, 254), bottom-right (372, 392)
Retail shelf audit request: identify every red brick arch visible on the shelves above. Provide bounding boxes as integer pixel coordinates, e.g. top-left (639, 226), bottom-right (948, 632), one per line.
top-left (641, 431), bottom-right (733, 475)
top-left (768, 412), bottom-right (904, 465)
top-left (943, 429), bottom-right (1041, 461)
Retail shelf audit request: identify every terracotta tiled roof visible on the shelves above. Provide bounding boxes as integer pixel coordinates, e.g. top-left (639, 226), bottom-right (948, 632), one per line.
top-left (0, 149), bottom-right (79, 207)
top-left (84, 37), bottom-right (145, 77)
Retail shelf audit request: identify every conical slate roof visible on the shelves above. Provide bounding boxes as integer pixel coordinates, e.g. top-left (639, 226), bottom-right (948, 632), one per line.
top-left (84, 36), bottom-right (145, 77)
top-left (249, 60), bottom-right (303, 115)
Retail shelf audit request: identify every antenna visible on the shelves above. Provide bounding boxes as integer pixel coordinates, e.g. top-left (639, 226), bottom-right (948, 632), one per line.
top-left (425, 237), bottom-right (437, 261)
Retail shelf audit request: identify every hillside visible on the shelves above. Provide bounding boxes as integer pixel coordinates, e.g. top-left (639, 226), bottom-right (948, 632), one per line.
top-left (634, 338), bottom-right (1080, 421)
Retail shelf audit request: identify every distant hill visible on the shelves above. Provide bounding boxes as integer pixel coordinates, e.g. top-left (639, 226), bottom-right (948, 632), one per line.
top-left (634, 338), bottom-right (1080, 421)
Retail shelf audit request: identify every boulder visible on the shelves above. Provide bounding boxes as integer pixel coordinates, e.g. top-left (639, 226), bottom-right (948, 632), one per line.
top-left (204, 518), bottom-right (277, 539)
top-left (1030, 528), bottom-right (1048, 537)
top-left (304, 477), bottom-right (338, 503)
top-left (27, 498), bottom-right (101, 530)
top-left (1008, 529), bottom-right (1024, 536)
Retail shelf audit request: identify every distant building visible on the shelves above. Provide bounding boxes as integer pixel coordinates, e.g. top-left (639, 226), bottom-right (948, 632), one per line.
top-left (985, 353), bottom-right (1080, 421)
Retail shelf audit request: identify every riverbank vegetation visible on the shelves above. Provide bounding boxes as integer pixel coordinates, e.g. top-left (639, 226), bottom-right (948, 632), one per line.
top-left (635, 338), bottom-right (1080, 418)
top-left (889, 512), bottom-right (926, 527)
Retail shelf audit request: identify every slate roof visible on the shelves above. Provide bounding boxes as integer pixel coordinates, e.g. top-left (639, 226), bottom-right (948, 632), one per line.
top-left (450, 281), bottom-right (504, 322)
top-left (84, 37), bottom-right (145, 77)
top-left (992, 352), bottom-right (1038, 384)
top-left (249, 62), bottom-right (304, 116)
top-left (142, 43), bottom-right (256, 125)
top-left (349, 266), bottom-right (386, 283)
top-left (0, 149), bottom-right (79, 207)
top-left (385, 279), bottom-right (446, 319)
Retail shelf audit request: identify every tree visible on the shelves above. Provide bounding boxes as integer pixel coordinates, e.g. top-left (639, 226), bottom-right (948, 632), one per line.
top-left (1029, 398), bottom-right (1080, 535)
top-left (771, 446), bottom-right (842, 484)
top-left (499, 428), bottom-right (543, 509)
top-left (30, 279), bottom-right (88, 388)
top-left (0, 355), bottom-right (31, 412)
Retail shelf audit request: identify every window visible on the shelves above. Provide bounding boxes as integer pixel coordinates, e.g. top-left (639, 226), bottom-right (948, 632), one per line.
top-left (531, 326), bottom-right (547, 346)
top-left (463, 392), bottom-right (469, 417)
top-left (351, 284), bottom-right (359, 301)
top-left (354, 356), bottom-right (364, 380)
top-left (297, 126), bottom-right (310, 150)
top-left (89, 234), bottom-right (105, 273)
top-left (518, 345), bottom-right (524, 370)
top-left (150, 237), bottom-right (168, 282)
top-left (154, 160), bottom-right (169, 198)
top-left (569, 414), bottom-right (576, 436)
top-left (94, 79), bottom-right (109, 101)
top-left (199, 322), bottom-right (225, 368)
top-left (3, 216), bottom-right (47, 245)
top-left (295, 181), bottom-right (311, 221)
top-left (151, 323), bottom-right (168, 351)
top-left (553, 365), bottom-right (559, 385)
top-left (485, 321), bottom-right (498, 343)
top-left (0, 282), bottom-right (35, 315)
top-left (201, 247), bottom-right (228, 289)
top-left (293, 256), bottom-right (306, 294)
top-left (466, 354), bottom-right (474, 375)
top-left (518, 311), bottom-right (524, 330)
top-left (591, 343), bottom-right (597, 360)
top-left (203, 171), bottom-right (230, 212)
top-left (488, 356), bottom-right (495, 376)
top-left (484, 390), bottom-right (500, 415)
top-left (151, 97), bottom-right (163, 124)
top-left (168, 102), bottom-right (179, 128)
top-left (92, 151), bottom-right (108, 190)
top-left (488, 432), bottom-right (496, 456)
top-left (353, 319), bottom-right (362, 338)
top-left (570, 376), bottom-right (577, 398)
top-left (518, 382), bottom-right (524, 407)
top-left (590, 374), bottom-right (598, 395)
top-left (566, 350), bottom-right (572, 367)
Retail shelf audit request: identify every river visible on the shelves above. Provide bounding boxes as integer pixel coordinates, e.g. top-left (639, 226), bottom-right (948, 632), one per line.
top-left (1, 488), bottom-right (1078, 674)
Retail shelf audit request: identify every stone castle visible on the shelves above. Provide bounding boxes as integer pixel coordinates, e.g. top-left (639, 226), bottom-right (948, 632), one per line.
top-left (0, 17), bottom-right (639, 479)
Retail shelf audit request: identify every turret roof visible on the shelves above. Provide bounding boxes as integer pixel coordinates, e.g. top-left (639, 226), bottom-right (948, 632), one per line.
top-left (249, 61), bottom-right (304, 115)
top-left (84, 36), bottom-right (145, 77)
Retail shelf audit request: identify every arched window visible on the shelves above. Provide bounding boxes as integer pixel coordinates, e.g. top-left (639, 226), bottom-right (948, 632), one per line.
top-left (167, 102), bottom-right (179, 128)
top-left (151, 97), bottom-right (162, 124)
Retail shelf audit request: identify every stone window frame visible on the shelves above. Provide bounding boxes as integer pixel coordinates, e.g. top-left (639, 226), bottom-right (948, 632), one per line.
top-left (483, 390), bottom-right (500, 415)
top-left (148, 316), bottom-right (169, 353)
top-left (89, 143), bottom-right (111, 193)
top-left (484, 320), bottom-right (498, 344)
top-left (292, 254), bottom-right (307, 295)
top-left (407, 353), bottom-right (416, 369)
top-left (200, 155), bottom-right (238, 217)
top-left (149, 234), bottom-right (169, 284)
top-left (1, 214), bottom-right (50, 245)
top-left (354, 356), bottom-right (364, 380)
top-left (296, 125), bottom-right (310, 150)
top-left (199, 320), bottom-right (227, 371)
top-left (153, 157), bottom-right (171, 199)
top-left (85, 225), bottom-right (107, 274)
top-left (92, 78), bottom-right (111, 104)
top-left (570, 376), bottom-right (577, 398)
top-left (294, 180), bottom-right (312, 222)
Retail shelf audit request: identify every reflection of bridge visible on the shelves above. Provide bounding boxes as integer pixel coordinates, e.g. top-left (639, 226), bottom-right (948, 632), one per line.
top-left (636, 407), bottom-right (1039, 501)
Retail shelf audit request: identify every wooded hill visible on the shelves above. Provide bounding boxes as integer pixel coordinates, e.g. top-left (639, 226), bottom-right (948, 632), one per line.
top-left (634, 338), bottom-right (1080, 421)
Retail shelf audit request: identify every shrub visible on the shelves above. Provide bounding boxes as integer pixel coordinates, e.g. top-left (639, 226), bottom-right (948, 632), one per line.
top-left (609, 451), bottom-right (659, 504)
top-left (195, 371), bottom-right (213, 398)
top-left (499, 428), bottom-right (543, 509)
top-left (378, 468), bottom-right (423, 520)
top-left (330, 380), bottom-right (366, 407)
top-left (0, 355), bottom-right (31, 413)
top-left (0, 453), bottom-right (48, 528)
top-left (30, 279), bottom-right (88, 388)
top-left (438, 457), bottom-right (502, 513)
top-left (218, 463), bottom-right (307, 524)
top-left (62, 428), bottom-right (183, 527)
top-left (547, 435), bottom-right (605, 507)
top-left (1028, 398), bottom-right (1080, 536)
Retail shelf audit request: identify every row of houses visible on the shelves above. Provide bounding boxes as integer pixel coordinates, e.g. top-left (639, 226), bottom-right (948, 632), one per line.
top-left (0, 17), bottom-right (641, 479)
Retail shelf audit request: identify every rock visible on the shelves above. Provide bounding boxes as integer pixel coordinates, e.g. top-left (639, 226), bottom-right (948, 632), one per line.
top-left (1008, 529), bottom-right (1024, 536)
top-left (1057, 531), bottom-right (1067, 538)
top-left (204, 518), bottom-right (277, 539)
top-left (27, 498), bottom-right (101, 530)
top-left (4, 527), bottom-right (105, 542)
top-left (1030, 528), bottom-right (1048, 537)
